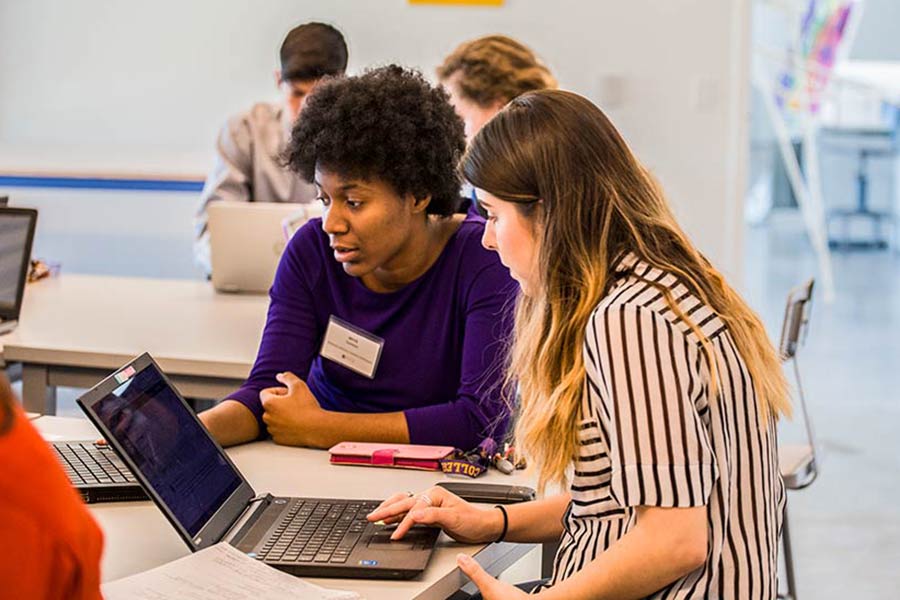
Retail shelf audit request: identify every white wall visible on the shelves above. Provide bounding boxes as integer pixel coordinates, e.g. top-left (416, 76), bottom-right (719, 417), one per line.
top-left (851, 0), bottom-right (900, 61)
top-left (0, 0), bottom-right (750, 279)
top-left (5, 187), bottom-right (200, 279)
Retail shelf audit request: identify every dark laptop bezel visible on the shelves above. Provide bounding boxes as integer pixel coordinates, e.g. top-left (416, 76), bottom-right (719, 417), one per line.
top-left (0, 207), bottom-right (38, 321)
top-left (76, 352), bottom-right (256, 551)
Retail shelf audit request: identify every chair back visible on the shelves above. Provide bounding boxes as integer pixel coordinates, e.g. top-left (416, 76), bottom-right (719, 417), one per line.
top-left (779, 279), bottom-right (815, 360)
top-left (779, 278), bottom-right (818, 490)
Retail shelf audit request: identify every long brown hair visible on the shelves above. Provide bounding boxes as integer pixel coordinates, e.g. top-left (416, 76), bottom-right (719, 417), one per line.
top-left (462, 90), bottom-right (790, 492)
top-left (437, 35), bottom-right (557, 107)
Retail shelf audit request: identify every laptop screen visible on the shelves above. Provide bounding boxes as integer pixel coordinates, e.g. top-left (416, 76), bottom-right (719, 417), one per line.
top-left (0, 210), bottom-right (35, 315)
top-left (89, 363), bottom-right (244, 537)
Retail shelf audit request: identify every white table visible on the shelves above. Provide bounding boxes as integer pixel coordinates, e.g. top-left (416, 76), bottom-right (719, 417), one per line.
top-left (35, 416), bottom-right (536, 600)
top-left (834, 60), bottom-right (900, 105)
top-left (2, 274), bottom-right (268, 413)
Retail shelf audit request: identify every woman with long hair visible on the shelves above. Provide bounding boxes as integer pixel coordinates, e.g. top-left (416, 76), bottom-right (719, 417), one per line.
top-left (370, 89), bottom-right (790, 599)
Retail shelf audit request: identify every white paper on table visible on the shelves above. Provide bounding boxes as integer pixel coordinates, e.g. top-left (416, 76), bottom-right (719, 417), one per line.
top-left (101, 542), bottom-right (362, 600)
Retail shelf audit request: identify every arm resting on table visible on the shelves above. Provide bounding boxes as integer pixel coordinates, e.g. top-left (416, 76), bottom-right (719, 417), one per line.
top-left (266, 406), bottom-right (411, 449)
top-left (199, 400), bottom-right (259, 447)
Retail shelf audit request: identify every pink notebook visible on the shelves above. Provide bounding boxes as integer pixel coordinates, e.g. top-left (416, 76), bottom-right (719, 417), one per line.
top-left (329, 442), bottom-right (455, 471)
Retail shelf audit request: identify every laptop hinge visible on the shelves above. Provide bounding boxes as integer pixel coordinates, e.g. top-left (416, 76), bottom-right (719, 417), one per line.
top-left (221, 493), bottom-right (273, 545)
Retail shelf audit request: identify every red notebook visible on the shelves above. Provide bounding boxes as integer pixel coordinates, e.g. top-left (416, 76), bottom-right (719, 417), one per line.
top-left (329, 442), bottom-right (455, 471)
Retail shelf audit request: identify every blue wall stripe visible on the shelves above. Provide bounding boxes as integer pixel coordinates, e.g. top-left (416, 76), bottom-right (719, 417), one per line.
top-left (0, 175), bottom-right (204, 192)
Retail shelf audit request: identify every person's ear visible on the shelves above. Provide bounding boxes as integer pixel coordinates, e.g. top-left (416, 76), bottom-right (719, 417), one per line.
top-left (410, 194), bottom-right (432, 215)
top-left (274, 69), bottom-right (284, 88)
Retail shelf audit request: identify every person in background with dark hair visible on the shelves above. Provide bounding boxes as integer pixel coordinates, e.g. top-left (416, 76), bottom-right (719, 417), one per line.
top-left (0, 376), bottom-right (103, 598)
top-left (194, 22), bottom-right (349, 273)
top-left (199, 65), bottom-right (517, 451)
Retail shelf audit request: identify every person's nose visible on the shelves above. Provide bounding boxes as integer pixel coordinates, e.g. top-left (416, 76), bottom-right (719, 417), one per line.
top-left (321, 204), bottom-right (349, 236)
top-left (481, 222), bottom-right (497, 251)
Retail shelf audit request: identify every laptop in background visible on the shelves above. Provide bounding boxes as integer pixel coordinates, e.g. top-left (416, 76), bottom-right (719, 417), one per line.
top-left (77, 353), bottom-right (439, 579)
top-left (207, 201), bottom-right (323, 294)
top-left (0, 207), bottom-right (38, 335)
top-left (51, 440), bottom-right (147, 503)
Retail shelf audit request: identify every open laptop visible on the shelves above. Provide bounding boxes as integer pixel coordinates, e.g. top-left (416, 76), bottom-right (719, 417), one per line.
top-left (208, 201), bottom-right (323, 294)
top-left (0, 207), bottom-right (38, 335)
top-left (50, 440), bottom-right (147, 503)
top-left (76, 353), bottom-right (439, 579)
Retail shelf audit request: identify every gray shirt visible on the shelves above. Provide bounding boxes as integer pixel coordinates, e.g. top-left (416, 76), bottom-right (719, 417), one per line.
top-left (194, 102), bottom-right (316, 273)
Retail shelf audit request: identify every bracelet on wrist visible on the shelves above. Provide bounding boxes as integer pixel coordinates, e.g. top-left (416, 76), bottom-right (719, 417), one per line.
top-left (494, 505), bottom-right (509, 543)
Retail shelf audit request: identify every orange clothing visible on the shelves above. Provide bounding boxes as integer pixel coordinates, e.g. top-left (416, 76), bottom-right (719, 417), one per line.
top-left (0, 407), bottom-right (103, 600)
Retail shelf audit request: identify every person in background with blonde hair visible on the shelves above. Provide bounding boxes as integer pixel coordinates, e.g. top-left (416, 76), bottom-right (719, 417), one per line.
top-left (370, 89), bottom-right (790, 599)
top-left (438, 34), bottom-right (557, 218)
top-left (437, 34), bottom-right (557, 141)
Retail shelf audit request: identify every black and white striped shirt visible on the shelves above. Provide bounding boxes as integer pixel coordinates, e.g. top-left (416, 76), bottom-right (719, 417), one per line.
top-left (545, 254), bottom-right (785, 599)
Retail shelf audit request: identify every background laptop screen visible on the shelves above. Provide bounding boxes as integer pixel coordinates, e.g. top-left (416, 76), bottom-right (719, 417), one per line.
top-left (0, 211), bottom-right (33, 313)
top-left (91, 365), bottom-right (243, 536)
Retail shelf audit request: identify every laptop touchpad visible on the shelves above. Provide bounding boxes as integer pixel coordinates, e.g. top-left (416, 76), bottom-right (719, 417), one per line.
top-left (366, 531), bottom-right (416, 550)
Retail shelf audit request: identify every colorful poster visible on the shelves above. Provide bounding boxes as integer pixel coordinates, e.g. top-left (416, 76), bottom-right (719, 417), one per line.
top-left (776, 0), bottom-right (857, 115)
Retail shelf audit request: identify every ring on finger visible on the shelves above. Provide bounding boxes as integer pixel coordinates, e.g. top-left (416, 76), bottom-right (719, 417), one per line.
top-left (417, 493), bottom-right (434, 507)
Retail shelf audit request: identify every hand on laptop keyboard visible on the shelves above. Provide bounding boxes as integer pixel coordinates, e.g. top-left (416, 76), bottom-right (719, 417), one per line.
top-left (367, 486), bottom-right (503, 544)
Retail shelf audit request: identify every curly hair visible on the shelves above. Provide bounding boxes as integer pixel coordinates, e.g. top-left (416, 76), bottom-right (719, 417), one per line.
top-left (285, 65), bottom-right (466, 216)
top-left (437, 35), bottom-right (557, 107)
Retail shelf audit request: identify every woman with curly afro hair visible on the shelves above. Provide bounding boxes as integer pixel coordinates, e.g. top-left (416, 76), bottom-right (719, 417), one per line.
top-left (200, 65), bottom-right (518, 452)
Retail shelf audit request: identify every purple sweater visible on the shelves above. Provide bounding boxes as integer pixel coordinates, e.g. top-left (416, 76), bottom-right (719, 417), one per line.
top-left (228, 214), bottom-right (518, 449)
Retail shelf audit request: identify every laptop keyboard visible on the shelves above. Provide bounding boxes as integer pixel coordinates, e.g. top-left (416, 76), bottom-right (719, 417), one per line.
top-left (53, 442), bottom-right (139, 486)
top-left (259, 500), bottom-right (381, 564)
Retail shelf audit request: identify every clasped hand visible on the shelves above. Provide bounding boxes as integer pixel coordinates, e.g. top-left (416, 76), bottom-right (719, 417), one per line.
top-left (259, 372), bottom-right (328, 447)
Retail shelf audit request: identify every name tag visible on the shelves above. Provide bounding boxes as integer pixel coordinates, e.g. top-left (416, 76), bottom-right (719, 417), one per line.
top-left (320, 316), bottom-right (384, 379)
